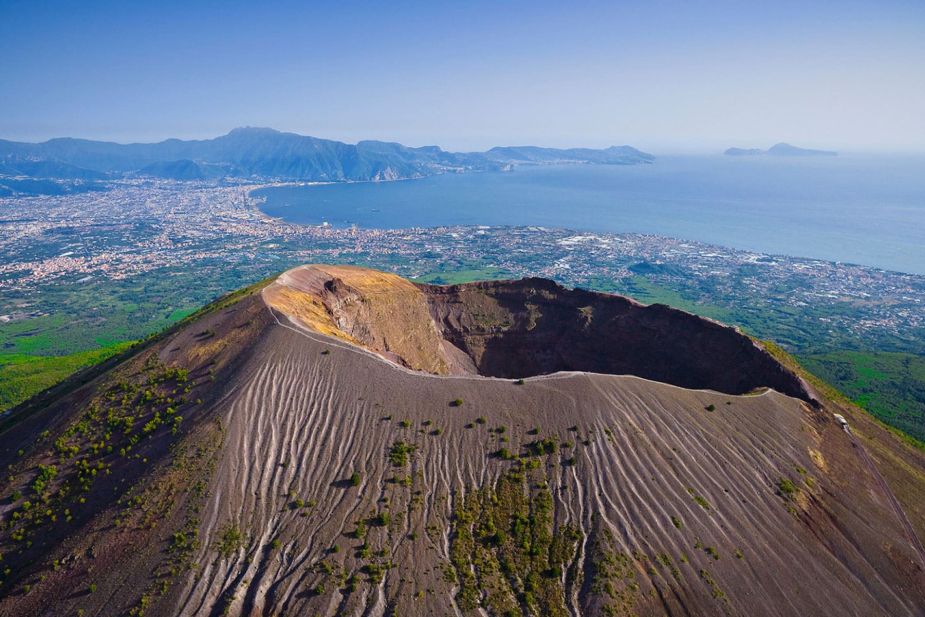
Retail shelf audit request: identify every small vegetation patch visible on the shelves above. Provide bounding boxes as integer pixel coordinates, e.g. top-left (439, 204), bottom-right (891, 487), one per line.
top-left (588, 528), bottom-right (648, 614)
top-left (525, 438), bottom-right (558, 457)
top-left (389, 441), bottom-right (415, 467)
top-left (215, 523), bottom-right (245, 558)
top-left (699, 568), bottom-right (727, 601)
top-left (777, 477), bottom-right (798, 499)
top-left (687, 488), bottom-right (711, 510)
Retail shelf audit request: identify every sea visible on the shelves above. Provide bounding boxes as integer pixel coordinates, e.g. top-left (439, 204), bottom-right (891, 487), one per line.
top-left (252, 154), bottom-right (925, 275)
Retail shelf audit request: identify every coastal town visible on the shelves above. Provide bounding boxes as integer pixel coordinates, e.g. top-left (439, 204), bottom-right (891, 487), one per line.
top-left (1, 179), bottom-right (923, 355)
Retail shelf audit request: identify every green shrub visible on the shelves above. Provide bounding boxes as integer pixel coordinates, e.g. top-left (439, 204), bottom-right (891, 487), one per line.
top-left (495, 448), bottom-right (514, 460)
top-left (389, 441), bottom-right (415, 467)
top-left (32, 464), bottom-right (58, 495)
top-left (216, 524), bottom-right (245, 557)
top-left (687, 488), bottom-right (711, 510)
top-left (526, 438), bottom-right (557, 456)
top-left (777, 477), bottom-right (798, 498)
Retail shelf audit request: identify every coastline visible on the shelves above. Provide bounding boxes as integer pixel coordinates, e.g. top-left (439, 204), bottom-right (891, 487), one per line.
top-left (247, 158), bottom-right (925, 276)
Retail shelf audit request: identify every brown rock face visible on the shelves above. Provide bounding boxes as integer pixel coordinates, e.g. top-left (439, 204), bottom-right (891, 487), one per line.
top-left (265, 265), bottom-right (814, 401)
top-left (263, 264), bottom-right (457, 373)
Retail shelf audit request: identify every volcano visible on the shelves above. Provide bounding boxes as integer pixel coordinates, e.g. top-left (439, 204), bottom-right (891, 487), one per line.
top-left (1, 264), bottom-right (923, 616)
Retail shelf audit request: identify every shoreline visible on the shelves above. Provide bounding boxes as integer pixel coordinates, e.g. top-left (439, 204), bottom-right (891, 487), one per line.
top-left (246, 180), bottom-right (925, 279)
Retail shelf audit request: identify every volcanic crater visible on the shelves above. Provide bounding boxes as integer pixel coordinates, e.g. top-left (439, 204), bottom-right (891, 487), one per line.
top-left (264, 264), bottom-right (814, 401)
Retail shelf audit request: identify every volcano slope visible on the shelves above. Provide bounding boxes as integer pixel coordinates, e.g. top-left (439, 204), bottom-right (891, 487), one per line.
top-left (1, 265), bottom-right (924, 617)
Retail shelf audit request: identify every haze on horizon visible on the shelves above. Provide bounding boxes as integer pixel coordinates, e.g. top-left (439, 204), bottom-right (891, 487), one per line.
top-left (1, 0), bottom-right (924, 153)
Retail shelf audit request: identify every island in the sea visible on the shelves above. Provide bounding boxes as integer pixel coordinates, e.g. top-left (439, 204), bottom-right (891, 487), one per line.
top-left (725, 142), bottom-right (838, 157)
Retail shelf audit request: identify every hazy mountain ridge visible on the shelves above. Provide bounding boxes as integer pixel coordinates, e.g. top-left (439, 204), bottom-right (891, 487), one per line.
top-left (725, 142), bottom-right (838, 157)
top-left (485, 144), bottom-right (655, 165)
top-left (0, 128), bottom-right (655, 190)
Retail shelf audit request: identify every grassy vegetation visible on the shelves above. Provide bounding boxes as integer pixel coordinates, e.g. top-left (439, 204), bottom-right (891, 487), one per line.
top-left (216, 524), bottom-right (245, 558)
top-left (388, 441), bottom-right (415, 467)
top-left (585, 275), bottom-right (733, 323)
top-left (777, 478), bottom-right (798, 499)
top-left (449, 464), bottom-right (581, 616)
top-left (415, 267), bottom-right (512, 285)
top-left (0, 286), bottom-right (192, 356)
top-left (0, 349), bottom-right (217, 596)
top-left (801, 351), bottom-right (925, 443)
top-left (763, 341), bottom-right (925, 452)
top-left (0, 342), bottom-right (134, 410)
top-left (0, 271), bottom-right (278, 414)
top-left (588, 537), bottom-right (638, 612)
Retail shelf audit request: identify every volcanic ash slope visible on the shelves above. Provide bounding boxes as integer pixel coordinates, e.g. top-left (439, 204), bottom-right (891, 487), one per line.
top-left (1, 264), bottom-right (924, 617)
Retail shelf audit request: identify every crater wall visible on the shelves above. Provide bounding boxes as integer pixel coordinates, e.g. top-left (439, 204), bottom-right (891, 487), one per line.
top-left (264, 265), bottom-right (815, 401)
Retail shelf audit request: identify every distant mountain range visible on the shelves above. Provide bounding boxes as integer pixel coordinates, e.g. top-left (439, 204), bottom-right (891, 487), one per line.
top-left (725, 142), bottom-right (837, 157)
top-left (0, 128), bottom-right (654, 194)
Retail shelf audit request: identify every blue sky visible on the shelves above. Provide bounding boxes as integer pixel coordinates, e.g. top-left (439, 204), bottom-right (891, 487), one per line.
top-left (1, 0), bottom-right (923, 152)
